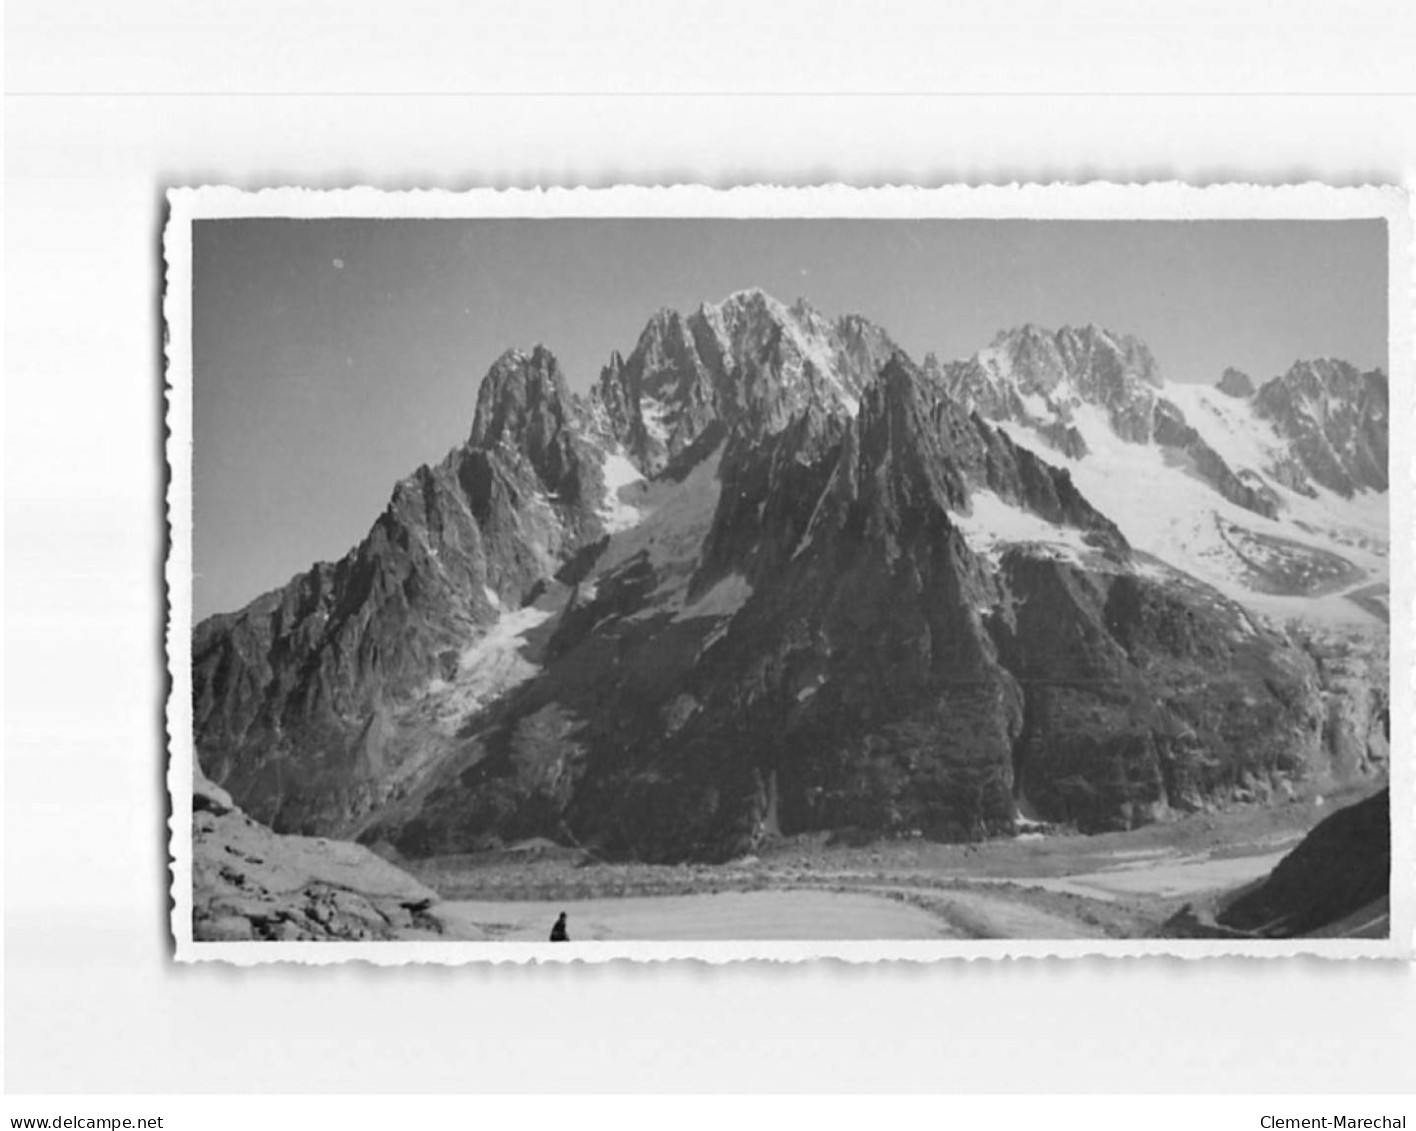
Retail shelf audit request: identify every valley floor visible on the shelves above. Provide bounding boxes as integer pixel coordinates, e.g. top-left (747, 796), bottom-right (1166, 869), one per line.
top-left (400, 788), bottom-right (1377, 942)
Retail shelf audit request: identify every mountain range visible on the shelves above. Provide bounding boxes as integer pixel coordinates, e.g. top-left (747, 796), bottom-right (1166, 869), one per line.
top-left (192, 289), bottom-right (1390, 863)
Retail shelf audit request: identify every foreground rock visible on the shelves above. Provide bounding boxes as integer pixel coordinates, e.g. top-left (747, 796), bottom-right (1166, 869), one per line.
top-left (192, 773), bottom-right (443, 942)
top-left (1164, 787), bottom-right (1390, 939)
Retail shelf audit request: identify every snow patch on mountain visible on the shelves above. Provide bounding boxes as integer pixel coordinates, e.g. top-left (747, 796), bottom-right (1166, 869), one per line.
top-left (952, 490), bottom-right (1095, 567)
top-left (421, 602), bottom-right (557, 733)
top-left (599, 448), bottom-right (647, 533)
top-left (1161, 381), bottom-right (1289, 487)
top-left (640, 397), bottom-right (672, 445)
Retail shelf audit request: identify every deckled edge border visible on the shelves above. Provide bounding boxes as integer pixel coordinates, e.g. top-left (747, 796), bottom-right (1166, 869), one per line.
top-left (163, 182), bottom-right (1415, 965)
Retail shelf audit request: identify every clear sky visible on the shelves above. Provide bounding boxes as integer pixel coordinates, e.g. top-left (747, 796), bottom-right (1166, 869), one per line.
top-left (192, 217), bottom-right (1387, 620)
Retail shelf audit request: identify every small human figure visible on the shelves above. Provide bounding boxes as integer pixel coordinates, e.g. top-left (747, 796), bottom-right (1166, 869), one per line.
top-left (549, 912), bottom-right (569, 942)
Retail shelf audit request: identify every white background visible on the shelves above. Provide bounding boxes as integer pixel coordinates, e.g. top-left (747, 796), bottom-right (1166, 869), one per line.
top-left (6, 0), bottom-right (1416, 1094)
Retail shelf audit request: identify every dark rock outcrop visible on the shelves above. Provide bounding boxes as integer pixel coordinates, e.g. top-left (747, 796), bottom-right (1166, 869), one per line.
top-left (1220, 789), bottom-right (1389, 937)
top-left (469, 345), bottom-right (606, 514)
top-left (989, 557), bottom-right (1322, 829)
top-left (1217, 367), bottom-right (1255, 397)
top-left (1165, 787), bottom-right (1390, 939)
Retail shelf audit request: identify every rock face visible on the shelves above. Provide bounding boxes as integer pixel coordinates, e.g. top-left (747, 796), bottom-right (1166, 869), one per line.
top-left (1253, 359), bottom-right (1388, 497)
top-left (937, 324), bottom-right (1162, 431)
top-left (192, 772), bottom-right (442, 941)
top-left (938, 327), bottom-right (1390, 506)
top-left (192, 291), bottom-right (1387, 865)
top-left (1218, 788), bottom-right (1389, 937)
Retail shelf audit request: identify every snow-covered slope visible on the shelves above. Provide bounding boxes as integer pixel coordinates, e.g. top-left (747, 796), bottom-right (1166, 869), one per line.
top-left (951, 489), bottom-right (1102, 569)
top-left (989, 372), bottom-right (1388, 627)
top-left (927, 321), bottom-right (1389, 627)
top-left (597, 447), bottom-right (647, 532)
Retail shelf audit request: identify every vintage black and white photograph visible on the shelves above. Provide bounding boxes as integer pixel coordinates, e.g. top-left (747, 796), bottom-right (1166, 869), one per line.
top-left (165, 186), bottom-right (1408, 959)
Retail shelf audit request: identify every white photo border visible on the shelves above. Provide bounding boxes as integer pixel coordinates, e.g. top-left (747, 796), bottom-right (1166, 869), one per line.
top-left (164, 182), bottom-right (1414, 964)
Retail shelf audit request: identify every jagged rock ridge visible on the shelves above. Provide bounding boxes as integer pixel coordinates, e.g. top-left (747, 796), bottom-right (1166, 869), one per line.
top-left (193, 347), bottom-right (613, 834)
top-left (1252, 358), bottom-right (1388, 497)
top-left (193, 292), bottom-right (1387, 863)
top-left (934, 324), bottom-right (1278, 517)
top-left (932, 324), bottom-right (1389, 628)
top-left (593, 289), bottom-right (897, 474)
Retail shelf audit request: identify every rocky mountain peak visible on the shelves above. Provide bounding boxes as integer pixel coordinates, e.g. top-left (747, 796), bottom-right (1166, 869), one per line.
top-left (1217, 366), bottom-right (1255, 397)
top-left (943, 322), bottom-right (1163, 453)
top-left (189, 338), bottom-right (624, 839)
top-left (852, 351), bottom-right (978, 518)
top-left (1058, 324), bottom-right (1161, 393)
top-left (987, 322), bottom-right (1066, 386)
top-left (1270, 357), bottom-right (1375, 398)
top-left (469, 345), bottom-right (575, 448)
top-left (848, 351), bottom-right (1127, 554)
top-left (863, 348), bottom-right (957, 436)
top-left (467, 344), bottom-right (599, 506)
top-left (592, 289), bottom-right (896, 475)
top-left (1252, 358), bottom-right (1388, 495)
top-left (982, 323), bottom-right (1162, 394)
top-left (709, 284), bottom-right (783, 316)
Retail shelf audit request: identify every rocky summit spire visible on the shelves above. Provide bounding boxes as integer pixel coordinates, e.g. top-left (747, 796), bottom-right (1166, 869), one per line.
top-left (592, 288), bottom-right (896, 474)
top-left (468, 345), bottom-right (597, 506)
top-left (470, 345), bottom-right (571, 450)
top-left (1217, 367), bottom-right (1255, 398)
top-left (1253, 359), bottom-right (1388, 495)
